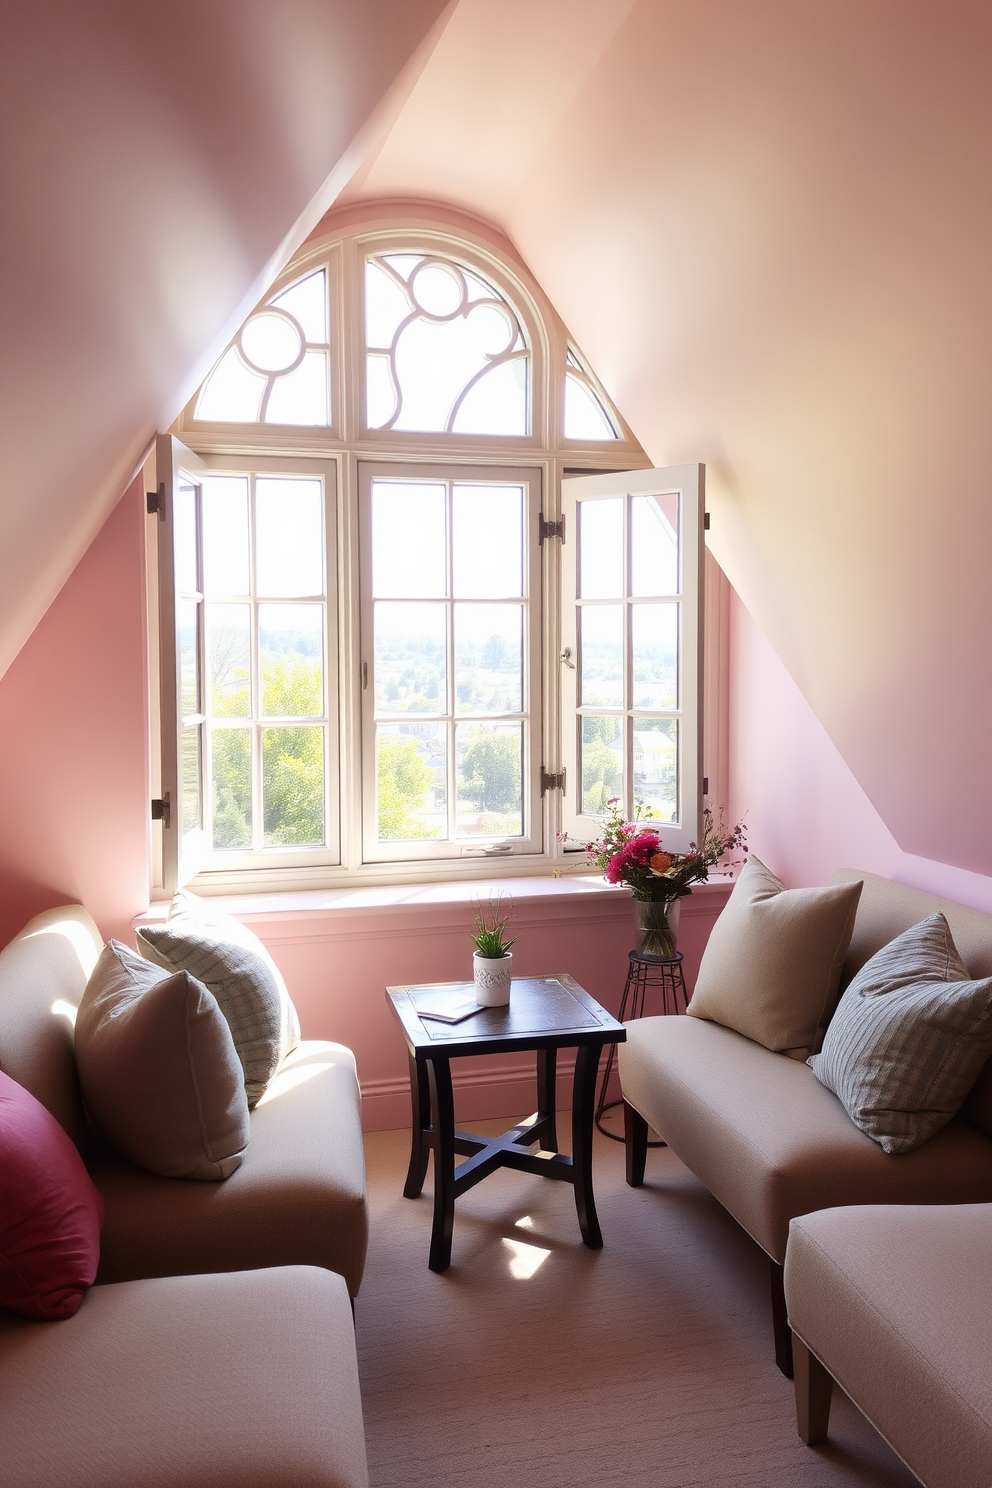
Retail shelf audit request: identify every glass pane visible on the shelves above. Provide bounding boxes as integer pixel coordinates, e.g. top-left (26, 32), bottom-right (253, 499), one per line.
top-left (195, 346), bottom-right (265, 422)
top-left (179, 598), bottom-right (200, 716)
top-left (209, 603), bottom-right (250, 717)
top-left (255, 478), bottom-right (323, 597)
top-left (175, 484), bottom-right (198, 595)
top-left (271, 269), bottom-right (327, 343)
top-left (182, 725), bottom-right (202, 832)
top-left (411, 260), bottom-right (464, 315)
top-left (366, 354), bottom-right (396, 428)
top-left (365, 260), bottom-right (412, 348)
top-left (581, 715), bottom-right (623, 817)
top-left (241, 311), bottom-right (302, 374)
top-left (265, 351), bottom-right (329, 426)
top-left (211, 727), bottom-right (252, 849)
top-left (393, 304), bottom-right (522, 433)
top-left (580, 605), bottom-right (623, 708)
top-left (579, 498), bottom-right (623, 599)
top-left (260, 604), bottom-right (323, 718)
top-left (376, 724), bottom-right (445, 841)
top-left (374, 602), bottom-right (445, 715)
top-left (262, 726), bottom-right (325, 846)
top-left (454, 604), bottom-right (522, 714)
top-left (633, 719), bottom-right (678, 824)
top-left (632, 492), bottom-right (679, 597)
top-left (371, 481), bottom-right (446, 597)
top-left (451, 357), bottom-right (527, 436)
top-left (564, 374), bottom-right (617, 440)
top-left (456, 722), bottom-right (523, 837)
top-left (202, 476), bottom-right (249, 595)
top-left (632, 604), bottom-right (678, 710)
top-left (452, 483), bottom-right (522, 598)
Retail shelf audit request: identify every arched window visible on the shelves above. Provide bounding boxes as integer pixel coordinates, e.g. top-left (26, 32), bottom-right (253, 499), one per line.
top-left (157, 209), bottom-right (699, 893)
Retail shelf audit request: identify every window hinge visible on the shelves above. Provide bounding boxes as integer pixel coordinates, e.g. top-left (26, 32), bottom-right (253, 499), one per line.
top-left (538, 513), bottom-right (565, 545)
top-left (703, 511), bottom-right (711, 530)
top-left (702, 777), bottom-right (709, 796)
top-left (151, 793), bottom-right (171, 828)
top-left (147, 483), bottom-right (166, 520)
top-left (540, 766), bottom-right (566, 796)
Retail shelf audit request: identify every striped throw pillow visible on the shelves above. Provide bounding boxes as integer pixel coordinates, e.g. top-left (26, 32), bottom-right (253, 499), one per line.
top-left (809, 913), bottom-right (992, 1154)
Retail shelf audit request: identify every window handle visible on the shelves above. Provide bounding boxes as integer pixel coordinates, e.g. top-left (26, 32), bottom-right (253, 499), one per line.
top-left (362, 661), bottom-right (368, 690)
top-left (560, 646), bottom-right (575, 670)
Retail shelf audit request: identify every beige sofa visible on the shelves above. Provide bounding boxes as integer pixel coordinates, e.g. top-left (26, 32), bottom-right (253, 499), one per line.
top-left (785, 1202), bottom-right (992, 1488)
top-left (0, 904), bottom-right (370, 1487)
top-left (618, 870), bottom-right (992, 1374)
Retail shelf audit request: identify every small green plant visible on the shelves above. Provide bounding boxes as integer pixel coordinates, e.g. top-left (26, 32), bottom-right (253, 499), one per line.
top-left (471, 892), bottom-right (516, 959)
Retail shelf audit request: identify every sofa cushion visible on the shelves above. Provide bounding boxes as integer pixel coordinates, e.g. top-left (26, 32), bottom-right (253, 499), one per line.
top-left (686, 857), bottom-right (863, 1059)
top-left (0, 1266), bottom-right (370, 1488)
top-left (75, 941), bottom-right (249, 1181)
top-left (619, 1013), bottom-right (992, 1263)
top-left (137, 891), bottom-right (300, 1108)
top-left (786, 1204), bottom-right (992, 1488)
top-left (0, 1070), bottom-right (104, 1320)
top-left (809, 914), bottom-right (992, 1154)
top-left (91, 1041), bottom-right (369, 1299)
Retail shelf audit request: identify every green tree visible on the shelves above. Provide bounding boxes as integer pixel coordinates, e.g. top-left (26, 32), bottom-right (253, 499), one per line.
top-left (460, 730), bottom-right (521, 812)
top-left (377, 736), bottom-right (438, 839)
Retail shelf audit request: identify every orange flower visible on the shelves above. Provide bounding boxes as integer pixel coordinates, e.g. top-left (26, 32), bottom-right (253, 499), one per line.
top-left (649, 851), bottom-right (673, 873)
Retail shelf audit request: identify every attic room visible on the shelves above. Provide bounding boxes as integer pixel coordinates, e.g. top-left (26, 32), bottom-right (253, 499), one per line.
top-left (2, 2), bottom-right (992, 1486)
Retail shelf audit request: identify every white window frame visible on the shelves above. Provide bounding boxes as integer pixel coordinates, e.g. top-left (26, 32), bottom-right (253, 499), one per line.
top-left (152, 206), bottom-right (706, 894)
top-left (358, 461), bottom-right (543, 864)
top-left (559, 464), bottom-right (704, 856)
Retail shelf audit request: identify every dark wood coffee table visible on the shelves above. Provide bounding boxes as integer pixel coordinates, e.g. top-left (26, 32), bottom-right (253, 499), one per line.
top-left (386, 974), bottom-right (626, 1272)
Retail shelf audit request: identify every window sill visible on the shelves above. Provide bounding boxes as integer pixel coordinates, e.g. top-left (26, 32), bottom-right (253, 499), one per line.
top-left (136, 871), bottom-right (737, 928)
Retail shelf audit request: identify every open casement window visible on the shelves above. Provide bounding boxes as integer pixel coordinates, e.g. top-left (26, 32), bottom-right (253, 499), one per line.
top-left (359, 463), bottom-right (542, 863)
top-left (559, 465), bottom-right (704, 855)
top-left (156, 435), bottom-right (338, 892)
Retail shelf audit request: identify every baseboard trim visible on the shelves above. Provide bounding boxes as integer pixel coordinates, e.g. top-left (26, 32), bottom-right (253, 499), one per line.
top-left (361, 1054), bottom-right (581, 1133)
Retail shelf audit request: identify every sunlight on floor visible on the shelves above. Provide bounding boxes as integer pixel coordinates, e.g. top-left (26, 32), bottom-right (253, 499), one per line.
top-left (502, 1223), bottom-right (551, 1278)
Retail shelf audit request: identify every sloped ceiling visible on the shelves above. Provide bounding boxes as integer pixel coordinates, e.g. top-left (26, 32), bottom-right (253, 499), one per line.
top-left (345, 0), bottom-right (992, 876)
top-left (6, 0), bottom-right (992, 876)
top-left (0, 0), bottom-right (452, 680)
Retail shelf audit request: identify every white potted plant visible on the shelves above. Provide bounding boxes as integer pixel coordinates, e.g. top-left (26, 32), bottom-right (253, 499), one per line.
top-left (471, 894), bottom-right (515, 1006)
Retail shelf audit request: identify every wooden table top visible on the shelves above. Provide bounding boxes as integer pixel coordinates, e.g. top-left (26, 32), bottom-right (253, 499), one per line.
top-left (386, 973), bottom-right (626, 1057)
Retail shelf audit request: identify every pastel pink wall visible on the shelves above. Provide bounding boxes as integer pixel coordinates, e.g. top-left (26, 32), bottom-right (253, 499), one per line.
top-left (727, 586), bottom-right (992, 914)
top-left (0, 476), bottom-right (150, 948)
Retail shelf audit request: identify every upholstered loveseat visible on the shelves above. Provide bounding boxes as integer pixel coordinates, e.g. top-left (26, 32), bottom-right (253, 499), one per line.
top-left (619, 870), bottom-right (992, 1375)
top-left (0, 903), bottom-right (370, 1487)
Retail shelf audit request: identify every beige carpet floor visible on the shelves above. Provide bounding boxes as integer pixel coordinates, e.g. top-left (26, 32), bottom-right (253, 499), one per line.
top-left (357, 1117), bottom-right (919, 1488)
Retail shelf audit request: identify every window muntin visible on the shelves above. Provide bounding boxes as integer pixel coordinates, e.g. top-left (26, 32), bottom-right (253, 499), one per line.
top-left (364, 254), bottom-right (528, 435)
top-left (564, 347), bottom-right (619, 441)
top-left (360, 465), bottom-right (541, 863)
top-left (194, 269), bottom-right (330, 426)
top-left (561, 466), bottom-right (703, 856)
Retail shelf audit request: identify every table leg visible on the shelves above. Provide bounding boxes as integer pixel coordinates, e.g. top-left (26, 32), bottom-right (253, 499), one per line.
top-left (536, 1047), bottom-right (558, 1151)
top-left (403, 1050), bottom-right (432, 1199)
top-left (571, 1041), bottom-right (605, 1249)
top-left (426, 1054), bottom-right (456, 1273)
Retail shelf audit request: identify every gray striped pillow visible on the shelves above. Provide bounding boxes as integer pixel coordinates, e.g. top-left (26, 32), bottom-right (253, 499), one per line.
top-left (809, 913), bottom-right (992, 1154)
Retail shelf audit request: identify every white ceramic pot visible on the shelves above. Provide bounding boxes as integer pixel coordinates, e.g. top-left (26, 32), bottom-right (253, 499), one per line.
top-left (473, 950), bottom-right (512, 1006)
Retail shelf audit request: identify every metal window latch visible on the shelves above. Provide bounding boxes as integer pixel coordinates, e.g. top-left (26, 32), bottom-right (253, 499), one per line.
top-left (151, 793), bottom-right (171, 828)
top-left (560, 646), bottom-right (575, 669)
top-left (538, 514), bottom-right (565, 545)
top-left (540, 767), bottom-right (566, 796)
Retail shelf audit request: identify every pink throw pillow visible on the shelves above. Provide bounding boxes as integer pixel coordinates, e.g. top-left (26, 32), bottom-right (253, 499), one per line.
top-left (0, 1069), bottom-right (104, 1319)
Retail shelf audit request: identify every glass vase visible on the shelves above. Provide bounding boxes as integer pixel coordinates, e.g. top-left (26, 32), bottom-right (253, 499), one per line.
top-left (633, 896), bottom-right (681, 959)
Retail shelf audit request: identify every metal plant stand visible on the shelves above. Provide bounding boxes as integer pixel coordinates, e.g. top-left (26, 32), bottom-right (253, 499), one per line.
top-left (595, 950), bottom-right (688, 1142)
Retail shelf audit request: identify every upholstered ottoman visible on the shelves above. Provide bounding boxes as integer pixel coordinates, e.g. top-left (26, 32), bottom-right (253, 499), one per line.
top-left (0, 1265), bottom-right (369, 1488)
top-left (785, 1203), bottom-right (992, 1488)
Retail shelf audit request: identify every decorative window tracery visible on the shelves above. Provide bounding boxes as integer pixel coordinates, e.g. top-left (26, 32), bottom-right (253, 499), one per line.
top-left (564, 347), bottom-right (618, 441)
top-left (364, 254), bottom-right (528, 435)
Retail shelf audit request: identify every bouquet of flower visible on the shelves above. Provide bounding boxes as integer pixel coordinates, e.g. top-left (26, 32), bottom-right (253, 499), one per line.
top-left (585, 799), bottom-right (747, 903)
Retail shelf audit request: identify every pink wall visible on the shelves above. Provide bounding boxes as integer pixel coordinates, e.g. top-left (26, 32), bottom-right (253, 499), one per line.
top-left (727, 586), bottom-right (992, 914)
top-left (0, 477), bottom-right (150, 949)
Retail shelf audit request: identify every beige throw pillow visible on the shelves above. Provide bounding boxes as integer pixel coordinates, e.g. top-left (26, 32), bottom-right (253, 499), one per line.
top-left (136, 891), bottom-right (301, 1108)
top-left (75, 941), bottom-right (249, 1181)
top-left (687, 857), bottom-right (863, 1058)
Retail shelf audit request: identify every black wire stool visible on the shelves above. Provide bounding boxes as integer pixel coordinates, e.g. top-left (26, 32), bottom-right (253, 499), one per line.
top-left (595, 950), bottom-right (688, 1141)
